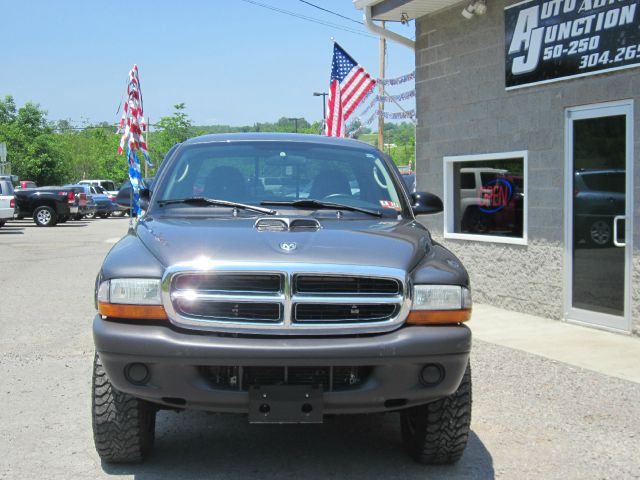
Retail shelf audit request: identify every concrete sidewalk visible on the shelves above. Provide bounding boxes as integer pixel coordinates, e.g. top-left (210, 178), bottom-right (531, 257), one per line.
top-left (471, 304), bottom-right (640, 383)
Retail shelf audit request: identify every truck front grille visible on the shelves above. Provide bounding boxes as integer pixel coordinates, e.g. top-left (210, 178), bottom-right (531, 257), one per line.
top-left (295, 275), bottom-right (400, 295)
top-left (174, 273), bottom-right (282, 293)
top-left (295, 303), bottom-right (397, 322)
top-left (164, 264), bottom-right (408, 335)
top-left (199, 365), bottom-right (370, 391)
top-left (176, 300), bottom-right (281, 321)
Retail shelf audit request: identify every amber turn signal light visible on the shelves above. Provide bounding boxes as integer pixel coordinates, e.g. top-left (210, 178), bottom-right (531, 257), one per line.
top-left (98, 302), bottom-right (168, 320)
top-left (406, 309), bottom-right (471, 325)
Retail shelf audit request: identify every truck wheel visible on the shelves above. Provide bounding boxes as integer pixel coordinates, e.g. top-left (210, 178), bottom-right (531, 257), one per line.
top-left (34, 206), bottom-right (57, 227)
top-left (85, 212), bottom-right (96, 219)
top-left (92, 353), bottom-right (156, 463)
top-left (73, 214), bottom-right (84, 221)
top-left (400, 363), bottom-right (471, 465)
top-left (589, 220), bottom-right (611, 247)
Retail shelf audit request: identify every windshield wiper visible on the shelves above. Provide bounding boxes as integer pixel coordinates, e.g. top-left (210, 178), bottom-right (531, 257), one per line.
top-left (261, 199), bottom-right (382, 217)
top-left (158, 197), bottom-right (276, 215)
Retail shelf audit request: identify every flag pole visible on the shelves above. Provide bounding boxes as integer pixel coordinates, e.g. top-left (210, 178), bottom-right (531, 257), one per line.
top-left (144, 116), bottom-right (149, 178)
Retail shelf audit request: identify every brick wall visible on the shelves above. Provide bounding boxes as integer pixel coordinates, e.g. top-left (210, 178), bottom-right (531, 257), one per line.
top-left (414, 0), bottom-right (640, 334)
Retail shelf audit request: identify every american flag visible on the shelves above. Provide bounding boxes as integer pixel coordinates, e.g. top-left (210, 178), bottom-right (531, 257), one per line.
top-left (325, 43), bottom-right (376, 137)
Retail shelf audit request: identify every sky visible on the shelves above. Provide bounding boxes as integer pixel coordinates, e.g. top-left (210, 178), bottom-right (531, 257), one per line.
top-left (1, 0), bottom-right (416, 127)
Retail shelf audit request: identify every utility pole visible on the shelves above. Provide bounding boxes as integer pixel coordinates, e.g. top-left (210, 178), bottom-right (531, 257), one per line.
top-left (286, 117), bottom-right (300, 133)
top-left (377, 21), bottom-right (386, 152)
top-left (313, 92), bottom-right (328, 132)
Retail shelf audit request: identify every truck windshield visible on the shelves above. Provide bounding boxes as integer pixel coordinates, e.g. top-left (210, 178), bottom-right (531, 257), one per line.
top-left (154, 141), bottom-right (405, 215)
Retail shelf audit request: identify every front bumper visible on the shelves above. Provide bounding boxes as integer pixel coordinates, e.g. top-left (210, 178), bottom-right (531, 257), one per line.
top-left (93, 315), bottom-right (471, 415)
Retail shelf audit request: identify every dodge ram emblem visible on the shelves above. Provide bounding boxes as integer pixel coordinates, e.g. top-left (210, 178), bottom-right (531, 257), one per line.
top-left (279, 241), bottom-right (297, 252)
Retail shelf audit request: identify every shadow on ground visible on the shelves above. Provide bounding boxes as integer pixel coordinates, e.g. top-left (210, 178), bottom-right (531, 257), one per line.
top-left (6, 220), bottom-right (90, 228)
top-left (103, 410), bottom-right (494, 479)
top-left (0, 226), bottom-right (24, 234)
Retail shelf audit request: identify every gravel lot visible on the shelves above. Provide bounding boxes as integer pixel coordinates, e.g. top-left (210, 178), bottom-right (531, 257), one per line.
top-left (1, 217), bottom-right (639, 479)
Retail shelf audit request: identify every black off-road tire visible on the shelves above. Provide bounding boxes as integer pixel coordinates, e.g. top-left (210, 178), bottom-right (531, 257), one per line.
top-left (33, 206), bottom-right (57, 227)
top-left (400, 363), bottom-right (472, 464)
top-left (92, 353), bottom-right (156, 463)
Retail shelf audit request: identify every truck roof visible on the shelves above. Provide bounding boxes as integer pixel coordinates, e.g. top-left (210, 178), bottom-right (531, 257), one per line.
top-left (181, 132), bottom-right (376, 150)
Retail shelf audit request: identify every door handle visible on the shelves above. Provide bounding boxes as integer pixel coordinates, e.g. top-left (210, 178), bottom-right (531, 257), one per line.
top-left (613, 215), bottom-right (626, 247)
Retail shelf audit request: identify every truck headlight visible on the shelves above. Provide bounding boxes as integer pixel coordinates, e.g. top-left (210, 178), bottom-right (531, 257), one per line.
top-left (407, 285), bottom-right (471, 325)
top-left (97, 278), bottom-right (167, 320)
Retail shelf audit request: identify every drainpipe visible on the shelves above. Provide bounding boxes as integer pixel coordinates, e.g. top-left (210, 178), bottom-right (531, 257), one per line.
top-left (363, 6), bottom-right (415, 50)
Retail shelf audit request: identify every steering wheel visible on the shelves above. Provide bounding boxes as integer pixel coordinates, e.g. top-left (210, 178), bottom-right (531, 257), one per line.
top-left (373, 165), bottom-right (388, 189)
top-left (322, 193), bottom-right (353, 202)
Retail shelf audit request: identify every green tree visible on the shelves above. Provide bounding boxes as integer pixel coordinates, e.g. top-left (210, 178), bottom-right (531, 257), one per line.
top-left (0, 97), bottom-right (66, 184)
top-left (151, 103), bottom-right (194, 164)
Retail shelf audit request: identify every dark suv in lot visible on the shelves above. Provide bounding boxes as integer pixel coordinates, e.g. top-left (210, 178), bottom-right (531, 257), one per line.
top-left (574, 169), bottom-right (625, 247)
top-left (92, 133), bottom-right (472, 465)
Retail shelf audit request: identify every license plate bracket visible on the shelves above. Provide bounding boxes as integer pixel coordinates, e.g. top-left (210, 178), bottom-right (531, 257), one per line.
top-left (248, 385), bottom-right (323, 424)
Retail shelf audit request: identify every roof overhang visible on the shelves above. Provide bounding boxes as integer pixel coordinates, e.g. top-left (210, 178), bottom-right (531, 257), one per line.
top-left (353, 0), bottom-right (462, 21)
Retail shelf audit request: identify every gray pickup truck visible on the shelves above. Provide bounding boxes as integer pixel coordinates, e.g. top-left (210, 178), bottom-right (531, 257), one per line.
top-left (92, 133), bottom-right (472, 465)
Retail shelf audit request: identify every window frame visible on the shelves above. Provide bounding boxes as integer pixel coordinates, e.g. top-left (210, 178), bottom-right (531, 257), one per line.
top-left (443, 150), bottom-right (528, 245)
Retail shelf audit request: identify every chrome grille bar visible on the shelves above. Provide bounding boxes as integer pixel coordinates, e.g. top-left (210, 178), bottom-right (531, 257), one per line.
top-left (162, 262), bottom-right (410, 335)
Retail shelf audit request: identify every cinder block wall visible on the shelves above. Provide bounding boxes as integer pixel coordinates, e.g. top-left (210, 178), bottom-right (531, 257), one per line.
top-left (414, 0), bottom-right (640, 334)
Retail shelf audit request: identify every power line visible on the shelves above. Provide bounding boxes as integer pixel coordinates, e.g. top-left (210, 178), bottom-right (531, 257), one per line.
top-left (297, 0), bottom-right (363, 25)
top-left (237, 0), bottom-right (376, 39)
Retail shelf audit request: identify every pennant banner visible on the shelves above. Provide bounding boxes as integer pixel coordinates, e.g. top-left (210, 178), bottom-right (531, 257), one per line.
top-left (118, 65), bottom-right (151, 166)
top-left (377, 71), bottom-right (415, 86)
top-left (378, 89), bottom-right (415, 102)
top-left (117, 64), bottom-right (151, 216)
top-left (377, 109), bottom-right (416, 120)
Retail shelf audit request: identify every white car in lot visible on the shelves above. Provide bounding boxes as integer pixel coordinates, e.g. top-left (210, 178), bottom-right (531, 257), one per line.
top-left (0, 176), bottom-right (16, 228)
top-left (78, 179), bottom-right (119, 197)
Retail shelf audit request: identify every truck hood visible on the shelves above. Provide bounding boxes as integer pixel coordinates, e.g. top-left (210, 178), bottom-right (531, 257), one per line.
top-left (135, 215), bottom-right (431, 272)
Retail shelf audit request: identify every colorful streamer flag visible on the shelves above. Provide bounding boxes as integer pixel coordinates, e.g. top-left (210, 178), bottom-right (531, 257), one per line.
top-left (117, 65), bottom-right (150, 216)
top-left (325, 43), bottom-right (376, 137)
top-left (377, 71), bottom-right (415, 86)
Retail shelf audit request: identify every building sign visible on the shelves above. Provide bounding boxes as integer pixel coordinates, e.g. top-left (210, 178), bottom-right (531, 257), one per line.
top-left (505, 0), bottom-right (640, 89)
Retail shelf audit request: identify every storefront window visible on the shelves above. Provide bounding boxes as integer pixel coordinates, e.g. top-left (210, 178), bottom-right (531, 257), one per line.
top-left (444, 152), bottom-right (527, 244)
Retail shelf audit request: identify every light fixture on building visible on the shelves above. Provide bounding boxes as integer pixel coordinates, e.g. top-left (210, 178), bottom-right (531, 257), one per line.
top-left (461, 0), bottom-right (487, 19)
top-left (400, 12), bottom-right (410, 24)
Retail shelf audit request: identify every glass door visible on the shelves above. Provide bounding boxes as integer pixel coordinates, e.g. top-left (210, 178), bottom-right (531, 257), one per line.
top-left (564, 101), bottom-right (633, 332)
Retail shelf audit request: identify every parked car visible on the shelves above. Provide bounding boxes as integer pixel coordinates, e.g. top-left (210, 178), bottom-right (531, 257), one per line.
top-left (113, 177), bottom-right (154, 216)
top-left (402, 172), bottom-right (416, 193)
top-left (574, 169), bottom-right (625, 247)
top-left (15, 180), bottom-right (37, 190)
top-left (398, 165), bottom-right (412, 175)
top-left (14, 186), bottom-right (76, 226)
top-left (64, 184), bottom-right (114, 219)
top-left (0, 176), bottom-right (16, 228)
top-left (63, 185), bottom-right (94, 219)
top-left (78, 179), bottom-right (118, 195)
top-left (92, 133), bottom-right (471, 465)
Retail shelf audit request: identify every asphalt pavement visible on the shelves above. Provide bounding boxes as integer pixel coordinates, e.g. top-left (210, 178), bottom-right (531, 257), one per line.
top-left (0, 217), bottom-right (638, 479)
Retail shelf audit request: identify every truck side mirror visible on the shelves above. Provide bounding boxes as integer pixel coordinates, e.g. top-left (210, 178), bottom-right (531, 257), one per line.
top-left (411, 191), bottom-right (443, 215)
top-left (139, 188), bottom-right (151, 210)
